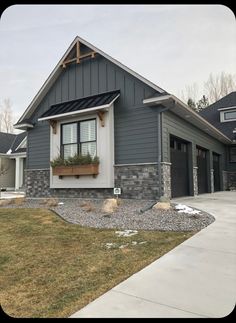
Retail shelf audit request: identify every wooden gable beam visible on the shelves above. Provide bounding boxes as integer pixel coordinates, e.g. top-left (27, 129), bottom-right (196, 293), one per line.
top-left (97, 110), bottom-right (106, 127)
top-left (49, 120), bottom-right (57, 134)
top-left (61, 41), bottom-right (97, 68)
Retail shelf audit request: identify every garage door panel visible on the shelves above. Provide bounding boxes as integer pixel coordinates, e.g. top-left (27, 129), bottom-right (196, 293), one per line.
top-left (170, 137), bottom-right (189, 198)
top-left (213, 153), bottom-right (220, 192)
top-left (197, 147), bottom-right (208, 194)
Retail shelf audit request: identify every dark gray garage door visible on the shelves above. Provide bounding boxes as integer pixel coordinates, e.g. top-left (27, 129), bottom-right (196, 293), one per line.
top-left (170, 136), bottom-right (189, 198)
top-left (213, 153), bottom-right (220, 192)
top-left (197, 146), bottom-right (208, 194)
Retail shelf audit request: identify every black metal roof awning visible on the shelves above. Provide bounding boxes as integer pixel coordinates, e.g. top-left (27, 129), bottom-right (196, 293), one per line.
top-left (38, 90), bottom-right (120, 121)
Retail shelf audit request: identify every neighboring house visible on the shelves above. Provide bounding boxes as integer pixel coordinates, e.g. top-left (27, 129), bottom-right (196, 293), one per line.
top-left (14, 36), bottom-right (233, 199)
top-left (199, 92), bottom-right (236, 190)
top-left (0, 131), bottom-right (27, 190)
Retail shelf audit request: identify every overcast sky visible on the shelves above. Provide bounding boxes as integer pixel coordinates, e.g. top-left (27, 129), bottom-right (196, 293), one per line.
top-left (0, 4), bottom-right (235, 123)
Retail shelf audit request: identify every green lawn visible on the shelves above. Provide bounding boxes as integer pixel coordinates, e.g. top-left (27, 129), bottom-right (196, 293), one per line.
top-left (0, 208), bottom-right (195, 318)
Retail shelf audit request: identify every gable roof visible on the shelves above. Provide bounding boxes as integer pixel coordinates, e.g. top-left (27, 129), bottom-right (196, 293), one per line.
top-left (0, 131), bottom-right (27, 155)
top-left (15, 36), bottom-right (166, 126)
top-left (199, 92), bottom-right (236, 141)
top-left (0, 132), bottom-right (16, 154)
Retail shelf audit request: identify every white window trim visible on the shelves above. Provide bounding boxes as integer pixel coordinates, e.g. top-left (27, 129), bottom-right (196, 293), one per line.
top-left (220, 108), bottom-right (236, 123)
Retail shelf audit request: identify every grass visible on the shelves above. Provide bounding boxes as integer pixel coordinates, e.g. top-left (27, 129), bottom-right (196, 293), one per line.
top-left (0, 208), bottom-right (195, 318)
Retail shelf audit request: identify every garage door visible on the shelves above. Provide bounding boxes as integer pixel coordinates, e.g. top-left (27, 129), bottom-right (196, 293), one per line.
top-left (197, 146), bottom-right (208, 194)
top-left (170, 136), bottom-right (189, 198)
top-left (213, 153), bottom-right (220, 192)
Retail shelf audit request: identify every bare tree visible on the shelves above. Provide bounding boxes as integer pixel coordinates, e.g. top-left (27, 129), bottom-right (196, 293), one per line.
top-left (181, 82), bottom-right (199, 104)
top-left (204, 72), bottom-right (236, 104)
top-left (0, 98), bottom-right (14, 133)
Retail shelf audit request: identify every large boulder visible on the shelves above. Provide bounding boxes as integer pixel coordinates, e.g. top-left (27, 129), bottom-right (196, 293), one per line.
top-left (102, 198), bottom-right (118, 213)
top-left (153, 201), bottom-right (171, 210)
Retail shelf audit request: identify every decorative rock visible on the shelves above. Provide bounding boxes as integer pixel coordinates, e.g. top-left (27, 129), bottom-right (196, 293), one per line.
top-left (102, 198), bottom-right (118, 213)
top-left (153, 201), bottom-right (171, 210)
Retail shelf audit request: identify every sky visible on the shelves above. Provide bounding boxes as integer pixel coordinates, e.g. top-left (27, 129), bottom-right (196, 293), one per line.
top-left (0, 4), bottom-right (235, 124)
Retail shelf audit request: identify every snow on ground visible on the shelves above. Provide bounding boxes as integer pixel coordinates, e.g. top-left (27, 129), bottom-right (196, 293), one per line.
top-left (175, 204), bottom-right (201, 215)
top-left (115, 230), bottom-right (138, 237)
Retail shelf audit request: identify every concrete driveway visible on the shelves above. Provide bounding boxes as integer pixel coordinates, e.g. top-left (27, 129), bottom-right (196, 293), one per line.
top-left (70, 191), bottom-right (236, 318)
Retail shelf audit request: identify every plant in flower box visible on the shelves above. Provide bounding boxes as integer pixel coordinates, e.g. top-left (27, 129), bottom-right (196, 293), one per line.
top-left (50, 153), bottom-right (99, 178)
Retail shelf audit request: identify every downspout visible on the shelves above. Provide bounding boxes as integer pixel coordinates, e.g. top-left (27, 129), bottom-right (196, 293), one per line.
top-left (157, 111), bottom-right (162, 198)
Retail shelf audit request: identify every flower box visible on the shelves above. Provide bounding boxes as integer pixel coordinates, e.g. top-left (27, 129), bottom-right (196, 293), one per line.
top-left (52, 164), bottom-right (99, 178)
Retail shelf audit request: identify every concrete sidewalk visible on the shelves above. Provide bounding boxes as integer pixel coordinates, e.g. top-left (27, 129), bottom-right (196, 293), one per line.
top-left (70, 192), bottom-right (236, 318)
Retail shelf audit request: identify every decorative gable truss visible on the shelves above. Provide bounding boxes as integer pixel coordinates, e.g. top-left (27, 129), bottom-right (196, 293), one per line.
top-left (61, 40), bottom-right (97, 68)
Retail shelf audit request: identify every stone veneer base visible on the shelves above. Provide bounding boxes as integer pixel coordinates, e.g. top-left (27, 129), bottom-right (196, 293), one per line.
top-left (25, 164), bottom-right (160, 200)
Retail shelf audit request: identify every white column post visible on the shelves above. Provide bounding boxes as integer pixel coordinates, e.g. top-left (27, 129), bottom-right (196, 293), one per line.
top-left (15, 157), bottom-right (20, 190)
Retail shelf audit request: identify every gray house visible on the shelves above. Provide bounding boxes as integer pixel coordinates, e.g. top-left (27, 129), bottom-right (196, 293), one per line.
top-left (0, 131), bottom-right (27, 190)
top-left (14, 36), bottom-right (234, 199)
top-left (199, 92), bottom-right (236, 190)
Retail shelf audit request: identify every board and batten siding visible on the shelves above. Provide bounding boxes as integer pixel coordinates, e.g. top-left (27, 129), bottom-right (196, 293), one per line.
top-left (162, 110), bottom-right (226, 168)
top-left (27, 54), bottom-right (161, 169)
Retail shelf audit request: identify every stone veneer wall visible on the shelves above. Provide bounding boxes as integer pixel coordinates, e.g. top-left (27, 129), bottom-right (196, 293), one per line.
top-left (114, 164), bottom-right (159, 199)
top-left (25, 169), bottom-right (112, 198)
top-left (193, 167), bottom-right (198, 196)
top-left (25, 164), bottom-right (160, 199)
top-left (210, 168), bottom-right (214, 193)
top-left (161, 162), bottom-right (171, 198)
top-left (227, 172), bottom-right (236, 191)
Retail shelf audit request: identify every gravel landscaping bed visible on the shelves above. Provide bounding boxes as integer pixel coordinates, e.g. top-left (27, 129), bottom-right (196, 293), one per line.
top-left (0, 198), bottom-right (215, 231)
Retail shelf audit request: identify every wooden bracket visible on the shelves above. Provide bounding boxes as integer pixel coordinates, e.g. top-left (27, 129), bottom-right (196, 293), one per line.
top-left (49, 120), bottom-right (57, 134)
top-left (61, 41), bottom-right (96, 68)
top-left (97, 110), bottom-right (106, 127)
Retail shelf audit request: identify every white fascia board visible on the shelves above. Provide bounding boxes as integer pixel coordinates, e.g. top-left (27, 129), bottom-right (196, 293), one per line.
top-left (18, 36), bottom-right (165, 123)
top-left (14, 123), bottom-right (34, 129)
top-left (38, 103), bottom-right (111, 122)
top-left (9, 152), bottom-right (27, 159)
top-left (15, 137), bottom-right (27, 152)
top-left (143, 95), bottom-right (172, 105)
top-left (144, 94), bottom-right (232, 144)
top-left (217, 106), bottom-right (236, 111)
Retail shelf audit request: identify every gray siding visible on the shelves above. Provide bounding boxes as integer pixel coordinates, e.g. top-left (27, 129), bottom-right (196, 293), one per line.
top-left (28, 54), bottom-right (161, 169)
top-left (162, 110), bottom-right (226, 167)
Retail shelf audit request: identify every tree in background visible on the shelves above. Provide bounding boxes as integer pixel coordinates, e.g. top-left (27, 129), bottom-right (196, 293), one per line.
top-left (204, 72), bottom-right (236, 104)
top-left (182, 72), bottom-right (236, 112)
top-left (0, 99), bottom-right (14, 133)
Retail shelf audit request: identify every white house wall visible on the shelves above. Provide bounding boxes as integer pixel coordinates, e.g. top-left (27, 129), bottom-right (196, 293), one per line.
top-left (50, 105), bottom-right (114, 188)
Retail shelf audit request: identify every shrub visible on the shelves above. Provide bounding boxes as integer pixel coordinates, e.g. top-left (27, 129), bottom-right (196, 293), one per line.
top-left (50, 153), bottom-right (100, 167)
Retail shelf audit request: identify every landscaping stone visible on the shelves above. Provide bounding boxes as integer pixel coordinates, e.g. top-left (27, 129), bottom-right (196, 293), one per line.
top-left (0, 198), bottom-right (215, 232)
top-left (153, 201), bottom-right (171, 210)
top-left (102, 198), bottom-right (118, 213)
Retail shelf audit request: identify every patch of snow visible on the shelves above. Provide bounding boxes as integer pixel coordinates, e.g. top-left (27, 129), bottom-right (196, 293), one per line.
top-left (131, 241), bottom-right (137, 245)
top-left (58, 202), bottom-right (64, 205)
top-left (115, 229), bottom-right (138, 237)
top-left (104, 243), bottom-right (117, 249)
top-left (175, 204), bottom-right (201, 215)
top-left (119, 244), bottom-right (129, 249)
top-left (139, 241), bottom-right (147, 245)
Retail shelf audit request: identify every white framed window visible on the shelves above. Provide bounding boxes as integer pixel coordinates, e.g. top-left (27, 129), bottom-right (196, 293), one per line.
top-left (61, 119), bottom-right (97, 158)
top-left (219, 107), bottom-right (236, 122)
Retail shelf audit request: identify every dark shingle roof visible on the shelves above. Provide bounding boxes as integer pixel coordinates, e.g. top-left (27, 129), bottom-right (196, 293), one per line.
top-left (0, 132), bottom-right (16, 153)
top-left (11, 132), bottom-right (27, 153)
top-left (39, 90), bottom-right (120, 119)
top-left (199, 92), bottom-right (236, 141)
top-left (0, 131), bottom-right (27, 154)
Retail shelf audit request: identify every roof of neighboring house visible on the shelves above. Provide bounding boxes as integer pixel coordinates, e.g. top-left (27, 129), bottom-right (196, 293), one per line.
top-left (199, 92), bottom-right (236, 141)
top-left (0, 132), bottom-right (16, 154)
top-left (0, 131), bottom-right (27, 154)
